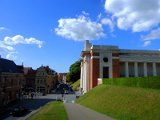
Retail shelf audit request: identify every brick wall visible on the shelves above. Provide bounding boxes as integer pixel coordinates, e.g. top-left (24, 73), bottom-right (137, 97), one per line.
top-left (112, 59), bottom-right (120, 78)
top-left (90, 58), bottom-right (100, 88)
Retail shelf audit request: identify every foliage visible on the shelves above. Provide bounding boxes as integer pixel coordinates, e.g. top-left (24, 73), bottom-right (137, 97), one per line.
top-left (71, 79), bottom-right (80, 91)
top-left (28, 101), bottom-right (68, 120)
top-left (76, 84), bottom-right (160, 120)
top-left (103, 76), bottom-right (160, 89)
top-left (66, 61), bottom-right (80, 84)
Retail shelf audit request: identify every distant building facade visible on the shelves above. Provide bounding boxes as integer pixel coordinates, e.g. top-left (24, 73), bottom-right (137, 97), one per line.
top-left (58, 73), bottom-right (67, 83)
top-left (35, 66), bottom-right (58, 94)
top-left (80, 40), bottom-right (160, 93)
top-left (0, 57), bottom-right (24, 107)
top-left (23, 67), bottom-right (36, 92)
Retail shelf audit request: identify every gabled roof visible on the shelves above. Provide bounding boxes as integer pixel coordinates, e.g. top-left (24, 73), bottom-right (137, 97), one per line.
top-left (0, 58), bottom-right (23, 73)
top-left (23, 67), bottom-right (36, 75)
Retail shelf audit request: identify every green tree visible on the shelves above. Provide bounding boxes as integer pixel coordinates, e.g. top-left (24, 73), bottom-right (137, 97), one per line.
top-left (67, 60), bottom-right (80, 84)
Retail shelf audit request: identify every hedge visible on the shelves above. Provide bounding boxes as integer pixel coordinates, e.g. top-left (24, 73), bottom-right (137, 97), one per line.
top-left (103, 76), bottom-right (160, 89)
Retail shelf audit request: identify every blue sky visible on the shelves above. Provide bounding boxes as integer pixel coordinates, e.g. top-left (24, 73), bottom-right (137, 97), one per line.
top-left (0, 0), bottom-right (160, 72)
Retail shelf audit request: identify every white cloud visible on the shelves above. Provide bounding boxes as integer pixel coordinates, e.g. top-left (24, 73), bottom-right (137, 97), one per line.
top-left (0, 41), bottom-right (17, 60)
top-left (105, 0), bottom-right (160, 32)
top-left (142, 28), bottom-right (160, 41)
top-left (143, 41), bottom-right (151, 47)
top-left (141, 28), bottom-right (160, 46)
top-left (4, 35), bottom-right (43, 48)
top-left (82, 11), bottom-right (89, 16)
top-left (6, 52), bottom-right (17, 60)
top-left (101, 18), bottom-right (114, 31)
top-left (55, 15), bottom-right (105, 41)
top-left (97, 13), bottom-right (102, 21)
top-left (0, 35), bottom-right (43, 60)
top-left (0, 42), bottom-right (15, 53)
top-left (0, 27), bottom-right (9, 31)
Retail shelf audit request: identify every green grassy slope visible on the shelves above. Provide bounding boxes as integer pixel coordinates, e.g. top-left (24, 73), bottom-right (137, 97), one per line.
top-left (103, 76), bottom-right (160, 89)
top-left (76, 85), bottom-right (160, 120)
top-left (71, 79), bottom-right (80, 91)
top-left (28, 101), bottom-right (68, 120)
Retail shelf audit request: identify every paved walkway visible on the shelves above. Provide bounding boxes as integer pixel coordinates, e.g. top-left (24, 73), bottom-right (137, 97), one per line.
top-left (64, 103), bottom-right (114, 120)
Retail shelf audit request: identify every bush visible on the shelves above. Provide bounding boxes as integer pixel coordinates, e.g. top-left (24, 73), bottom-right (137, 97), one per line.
top-left (103, 76), bottom-right (160, 89)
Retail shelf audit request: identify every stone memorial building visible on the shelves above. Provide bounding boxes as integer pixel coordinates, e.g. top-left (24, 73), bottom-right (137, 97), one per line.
top-left (80, 40), bottom-right (160, 93)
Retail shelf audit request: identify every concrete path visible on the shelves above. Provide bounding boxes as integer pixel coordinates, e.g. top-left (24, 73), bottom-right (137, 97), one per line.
top-left (64, 103), bottom-right (114, 120)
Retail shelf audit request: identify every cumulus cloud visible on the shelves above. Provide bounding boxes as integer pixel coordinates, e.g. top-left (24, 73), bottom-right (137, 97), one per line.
top-left (4, 35), bottom-right (43, 48)
top-left (6, 52), bottom-right (17, 60)
top-left (0, 41), bottom-right (17, 60)
top-left (55, 15), bottom-right (105, 41)
top-left (101, 18), bottom-right (114, 31)
top-left (0, 35), bottom-right (43, 60)
top-left (0, 42), bottom-right (15, 52)
top-left (105, 0), bottom-right (160, 32)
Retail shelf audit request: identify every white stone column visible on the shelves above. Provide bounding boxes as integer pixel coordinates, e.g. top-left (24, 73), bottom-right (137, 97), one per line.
top-left (83, 56), bottom-right (89, 93)
top-left (144, 62), bottom-right (147, 76)
top-left (153, 62), bottom-right (157, 76)
top-left (83, 59), bottom-right (87, 93)
top-left (134, 62), bottom-right (138, 77)
top-left (125, 62), bottom-right (129, 77)
top-left (80, 62), bottom-right (83, 88)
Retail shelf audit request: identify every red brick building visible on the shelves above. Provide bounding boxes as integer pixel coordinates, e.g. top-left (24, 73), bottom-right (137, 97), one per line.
top-left (80, 40), bottom-right (160, 93)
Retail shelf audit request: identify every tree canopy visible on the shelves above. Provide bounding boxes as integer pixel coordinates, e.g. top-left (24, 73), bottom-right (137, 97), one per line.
top-left (66, 60), bottom-right (80, 84)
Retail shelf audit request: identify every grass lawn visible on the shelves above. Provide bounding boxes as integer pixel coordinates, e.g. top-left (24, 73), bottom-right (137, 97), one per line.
top-left (28, 101), bottom-right (68, 120)
top-left (71, 79), bottom-right (80, 91)
top-left (76, 84), bottom-right (160, 120)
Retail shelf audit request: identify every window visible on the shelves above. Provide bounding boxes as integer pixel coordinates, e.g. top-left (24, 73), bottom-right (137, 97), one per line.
top-left (103, 57), bottom-right (108, 62)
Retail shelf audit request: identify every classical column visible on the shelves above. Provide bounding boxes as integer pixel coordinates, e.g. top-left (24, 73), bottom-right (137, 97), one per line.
top-left (153, 62), bottom-right (157, 76)
top-left (83, 56), bottom-right (89, 93)
top-left (80, 62), bottom-right (83, 88)
top-left (83, 60), bottom-right (87, 93)
top-left (144, 62), bottom-right (147, 76)
top-left (134, 62), bottom-right (138, 77)
top-left (125, 62), bottom-right (129, 77)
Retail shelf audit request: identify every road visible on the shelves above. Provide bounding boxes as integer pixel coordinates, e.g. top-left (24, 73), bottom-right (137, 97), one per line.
top-left (1, 94), bottom-right (76, 120)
